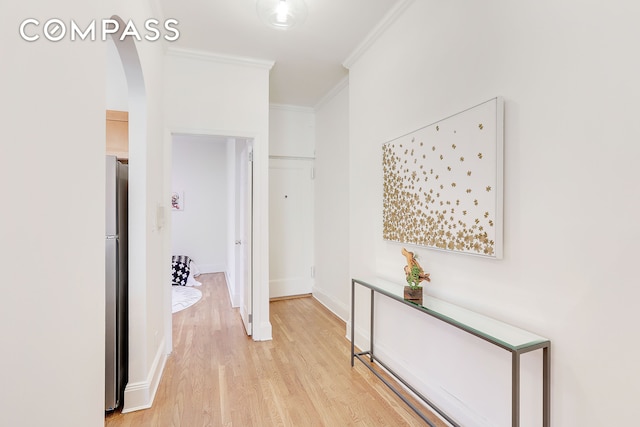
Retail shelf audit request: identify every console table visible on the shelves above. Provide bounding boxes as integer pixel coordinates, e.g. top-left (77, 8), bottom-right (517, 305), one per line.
top-left (350, 277), bottom-right (550, 427)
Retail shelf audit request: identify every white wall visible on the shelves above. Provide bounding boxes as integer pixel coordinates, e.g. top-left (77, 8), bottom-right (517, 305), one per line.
top-left (1, 2), bottom-right (105, 426)
top-left (106, 2), bottom-right (172, 414)
top-left (106, 38), bottom-right (128, 112)
top-left (269, 104), bottom-right (315, 157)
top-left (345, 0), bottom-right (640, 426)
top-left (313, 82), bottom-right (351, 319)
top-left (164, 49), bottom-right (273, 340)
top-left (172, 135), bottom-right (228, 273)
top-left (1, 0), bottom-right (170, 424)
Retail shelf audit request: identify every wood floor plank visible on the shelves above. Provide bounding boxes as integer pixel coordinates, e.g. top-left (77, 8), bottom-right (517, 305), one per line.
top-left (105, 273), bottom-right (448, 426)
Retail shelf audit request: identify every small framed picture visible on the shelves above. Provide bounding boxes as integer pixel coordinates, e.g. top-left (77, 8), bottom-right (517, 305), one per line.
top-left (171, 191), bottom-right (184, 211)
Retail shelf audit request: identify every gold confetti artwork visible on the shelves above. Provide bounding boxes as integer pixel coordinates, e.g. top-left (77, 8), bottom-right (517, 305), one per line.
top-left (382, 98), bottom-right (504, 258)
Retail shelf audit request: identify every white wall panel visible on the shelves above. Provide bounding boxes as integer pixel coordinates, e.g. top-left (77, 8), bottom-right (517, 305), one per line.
top-left (172, 135), bottom-right (228, 273)
top-left (313, 84), bottom-right (351, 319)
top-left (346, 0), bottom-right (640, 425)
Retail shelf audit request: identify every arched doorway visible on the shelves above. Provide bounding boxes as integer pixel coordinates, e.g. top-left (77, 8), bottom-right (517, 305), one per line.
top-left (105, 15), bottom-right (149, 414)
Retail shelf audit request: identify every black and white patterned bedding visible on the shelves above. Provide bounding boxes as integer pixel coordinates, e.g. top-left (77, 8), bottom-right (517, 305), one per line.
top-left (171, 255), bottom-right (192, 286)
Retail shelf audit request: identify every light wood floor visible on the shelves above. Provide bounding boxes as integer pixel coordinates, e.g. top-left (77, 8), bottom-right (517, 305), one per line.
top-left (105, 273), bottom-right (447, 426)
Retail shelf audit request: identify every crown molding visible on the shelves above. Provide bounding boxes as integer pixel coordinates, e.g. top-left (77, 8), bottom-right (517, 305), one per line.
top-left (166, 47), bottom-right (275, 70)
top-left (269, 103), bottom-right (315, 113)
top-left (342, 0), bottom-right (416, 69)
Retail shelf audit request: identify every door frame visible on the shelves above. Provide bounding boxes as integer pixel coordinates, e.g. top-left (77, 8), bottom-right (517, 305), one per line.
top-left (168, 129), bottom-right (271, 342)
top-left (237, 139), bottom-right (253, 335)
top-left (268, 157), bottom-right (315, 299)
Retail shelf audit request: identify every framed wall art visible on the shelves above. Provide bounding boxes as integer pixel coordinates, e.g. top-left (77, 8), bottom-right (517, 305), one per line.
top-left (382, 97), bottom-right (504, 258)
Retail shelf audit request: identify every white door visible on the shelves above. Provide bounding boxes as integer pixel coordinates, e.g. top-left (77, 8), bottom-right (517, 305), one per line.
top-left (238, 143), bottom-right (253, 335)
top-left (269, 158), bottom-right (314, 299)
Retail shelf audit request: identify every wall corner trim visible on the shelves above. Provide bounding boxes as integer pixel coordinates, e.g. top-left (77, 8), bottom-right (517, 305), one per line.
top-left (254, 321), bottom-right (273, 342)
top-left (166, 47), bottom-right (275, 70)
top-left (121, 339), bottom-right (168, 413)
top-left (269, 103), bottom-right (315, 113)
top-left (342, 0), bottom-right (416, 69)
top-left (314, 76), bottom-right (349, 112)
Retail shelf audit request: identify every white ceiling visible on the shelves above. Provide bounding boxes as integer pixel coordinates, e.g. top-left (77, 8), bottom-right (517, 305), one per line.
top-left (158, 0), bottom-right (401, 107)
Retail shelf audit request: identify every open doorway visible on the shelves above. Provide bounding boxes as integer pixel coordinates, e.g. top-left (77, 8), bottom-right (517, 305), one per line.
top-left (105, 15), bottom-right (150, 414)
top-left (170, 134), bottom-right (254, 335)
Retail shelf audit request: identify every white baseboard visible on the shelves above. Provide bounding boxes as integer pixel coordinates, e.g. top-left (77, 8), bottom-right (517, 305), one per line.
top-left (121, 338), bottom-right (168, 413)
top-left (312, 286), bottom-right (349, 322)
top-left (370, 344), bottom-right (493, 427)
top-left (224, 270), bottom-right (240, 308)
top-left (348, 320), bottom-right (370, 350)
top-left (197, 263), bottom-right (225, 274)
top-left (269, 278), bottom-right (313, 299)
top-left (254, 320), bottom-right (273, 341)
top-left (347, 326), bottom-right (492, 427)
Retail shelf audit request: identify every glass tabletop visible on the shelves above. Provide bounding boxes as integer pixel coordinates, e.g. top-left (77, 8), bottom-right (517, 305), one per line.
top-left (353, 277), bottom-right (549, 351)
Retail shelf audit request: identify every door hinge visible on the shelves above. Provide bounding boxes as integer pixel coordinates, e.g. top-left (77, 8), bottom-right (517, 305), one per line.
top-left (311, 266), bottom-right (315, 278)
top-left (248, 314), bottom-right (253, 323)
top-left (248, 150), bottom-right (254, 162)
top-left (311, 167), bottom-right (315, 180)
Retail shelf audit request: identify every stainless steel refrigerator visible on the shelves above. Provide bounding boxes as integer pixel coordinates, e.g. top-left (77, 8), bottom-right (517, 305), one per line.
top-left (105, 155), bottom-right (128, 411)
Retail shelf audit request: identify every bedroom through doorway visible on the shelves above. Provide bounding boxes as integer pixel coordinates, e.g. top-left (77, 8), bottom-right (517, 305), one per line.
top-left (170, 133), bottom-right (254, 336)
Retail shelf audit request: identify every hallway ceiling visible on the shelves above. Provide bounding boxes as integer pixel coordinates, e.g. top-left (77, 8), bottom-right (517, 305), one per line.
top-left (159, 0), bottom-right (400, 108)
